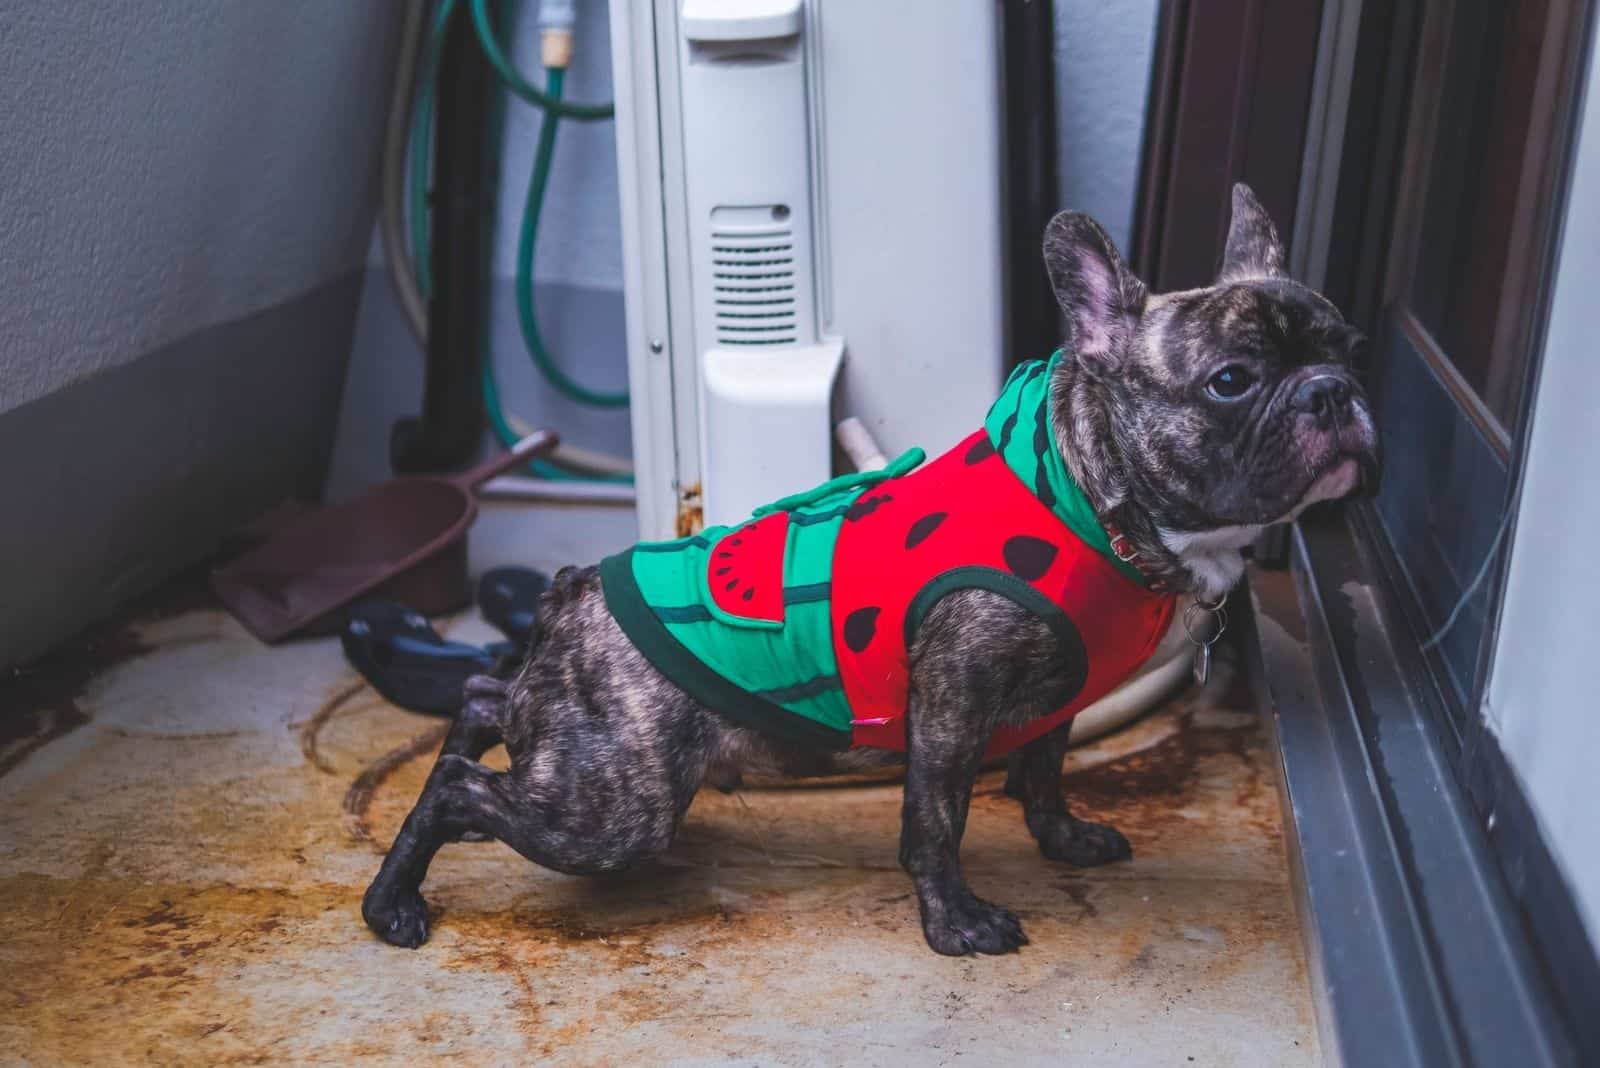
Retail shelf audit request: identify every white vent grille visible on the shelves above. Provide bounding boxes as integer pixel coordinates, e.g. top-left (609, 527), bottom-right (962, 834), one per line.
top-left (711, 225), bottom-right (798, 345)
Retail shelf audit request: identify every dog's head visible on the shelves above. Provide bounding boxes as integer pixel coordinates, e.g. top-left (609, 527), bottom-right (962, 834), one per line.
top-left (1043, 183), bottom-right (1382, 597)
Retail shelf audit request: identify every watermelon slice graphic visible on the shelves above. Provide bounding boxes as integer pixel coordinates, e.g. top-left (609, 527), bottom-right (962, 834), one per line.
top-left (708, 511), bottom-right (790, 623)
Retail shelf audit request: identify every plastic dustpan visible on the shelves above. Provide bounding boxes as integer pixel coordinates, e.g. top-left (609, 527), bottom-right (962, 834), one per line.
top-left (211, 430), bottom-right (558, 643)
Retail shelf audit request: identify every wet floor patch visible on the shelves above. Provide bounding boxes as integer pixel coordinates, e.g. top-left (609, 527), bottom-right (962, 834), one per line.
top-left (0, 587), bottom-right (1317, 1065)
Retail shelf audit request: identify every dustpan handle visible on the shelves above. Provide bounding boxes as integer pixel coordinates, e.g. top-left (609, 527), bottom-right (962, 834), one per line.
top-left (449, 430), bottom-right (560, 492)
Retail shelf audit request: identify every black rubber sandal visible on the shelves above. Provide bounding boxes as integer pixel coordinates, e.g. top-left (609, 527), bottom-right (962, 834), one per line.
top-left (476, 567), bottom-right (550, 647)
top-left (340, 600), bottom-right (508, 715)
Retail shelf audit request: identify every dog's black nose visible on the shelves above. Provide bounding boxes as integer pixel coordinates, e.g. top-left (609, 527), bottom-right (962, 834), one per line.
top-left (1291, 375), bottom-right (1352, 419)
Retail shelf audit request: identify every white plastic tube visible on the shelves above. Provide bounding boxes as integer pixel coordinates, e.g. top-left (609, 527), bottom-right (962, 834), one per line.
top-left (382, 0), bottom-right (430, 347)
top-left (835, 417), bottom-right (889, 472)
top-left (479, 476), bottom-right (637, 506)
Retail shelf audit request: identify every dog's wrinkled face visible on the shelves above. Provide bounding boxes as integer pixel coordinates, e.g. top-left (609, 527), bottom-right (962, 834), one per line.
top-left (1043, 184), bottom-right (1382, 545)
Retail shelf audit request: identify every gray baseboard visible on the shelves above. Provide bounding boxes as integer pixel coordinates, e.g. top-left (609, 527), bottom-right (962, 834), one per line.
top-left (0, 274), bottom-right (364, 669)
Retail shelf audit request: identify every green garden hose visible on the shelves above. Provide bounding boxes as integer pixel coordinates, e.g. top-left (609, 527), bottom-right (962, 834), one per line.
top-left (410, 0), bottom-right (631, 480)
top-left (493, 63), bottom-right (630, 477)
top-left (510, 65), bottom-right (629, 409)
top-left (468, 0), bottom-right (615, 120)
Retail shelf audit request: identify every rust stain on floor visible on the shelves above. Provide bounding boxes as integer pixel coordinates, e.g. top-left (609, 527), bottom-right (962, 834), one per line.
top-left (0, 581), bottom-right (1318, 1066)
top-left (342, 722), bottom-right (452, 847)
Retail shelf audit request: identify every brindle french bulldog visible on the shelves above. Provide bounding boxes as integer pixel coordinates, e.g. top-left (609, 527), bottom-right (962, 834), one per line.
top-left (363, 183), bottom-right (1381, 956)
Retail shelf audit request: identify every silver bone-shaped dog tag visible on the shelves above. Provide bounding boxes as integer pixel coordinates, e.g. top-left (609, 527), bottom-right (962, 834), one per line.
top-left (1193, 643), bottom-right (1211, 688)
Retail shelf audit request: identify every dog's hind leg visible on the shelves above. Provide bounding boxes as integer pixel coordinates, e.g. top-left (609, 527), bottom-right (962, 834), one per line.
top-left (363, 568), bottom-right (716, 949)
top-left (441, 675), bottom-right (510, 842)
top-left (443, 675), bottom-right (508, 760)
top-left (362, 702), bottom-right (710, 948)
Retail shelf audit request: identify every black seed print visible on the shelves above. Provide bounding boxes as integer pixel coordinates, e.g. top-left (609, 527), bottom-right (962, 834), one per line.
top-left (996, 412), bottom-right (1020, 454)
top-left (843, 607), bottom-right (880, 652)
top-left (846, 494), bottom-right (891, 522)
top-left (718, 551), bottom-right (733, 559)
top-left (1034, 470), bottom-right (1056, 509)
top-left (904, 512), bottom-right (948, 549)
top-left (996, 363), bottom-right (1042, 453)
top-left (715, 567), bottom-right (730, 576)
top-left (743, 588), bottom-right (755, 602)
top-left (1002, 536), bottom-right (1058, 581)
top-left (725, 579), bottom-right (738, 591)
top-left (965, 437), bottom-right (996, 464)
top-left (1031, 419), bottom-right (1056, 508)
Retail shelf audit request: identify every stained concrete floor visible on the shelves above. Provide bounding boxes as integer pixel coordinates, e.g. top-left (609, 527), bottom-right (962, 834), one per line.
top-left (1, 505), bottom-right (1319, 1065)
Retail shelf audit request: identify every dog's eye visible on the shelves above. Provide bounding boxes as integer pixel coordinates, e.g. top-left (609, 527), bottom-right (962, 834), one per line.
top-left (1206, 366), bottom-right (1256, 400)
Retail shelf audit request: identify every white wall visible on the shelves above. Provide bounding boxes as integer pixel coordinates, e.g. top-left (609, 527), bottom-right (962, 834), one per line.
top-left (0, 0), bottom-right (397, 415)
top-left (1484, 15), bottom-right (1600, 946)
top-left (0, 0), bottom-right (398, 665)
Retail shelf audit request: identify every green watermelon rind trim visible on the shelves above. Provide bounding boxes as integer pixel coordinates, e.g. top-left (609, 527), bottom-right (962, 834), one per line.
top-left (599, 549), bottom-right (851, 750)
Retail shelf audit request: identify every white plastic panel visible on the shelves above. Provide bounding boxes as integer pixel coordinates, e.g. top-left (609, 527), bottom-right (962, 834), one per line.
top-left (608, 0), bottom-right (683, 538)
top-left (678, 0), bottom-right (831, 526)
top-left (677, 7), bottom-right (817, 353)
top-left (699, 339), bottom-right (842, 525)
top-left (814, 0), bottom-right (1007, 459)
top-left (614, 1), bottom-right (1005, 536)
top-left (681, 0), bottom-right (803, 42)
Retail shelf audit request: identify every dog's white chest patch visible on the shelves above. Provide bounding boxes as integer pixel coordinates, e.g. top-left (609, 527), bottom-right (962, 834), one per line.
top-left (1159, 524), bottom-right (1261, 602)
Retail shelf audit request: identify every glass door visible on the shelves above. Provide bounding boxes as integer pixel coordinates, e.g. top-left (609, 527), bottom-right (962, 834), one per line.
top-left (1330, 0), bottom-right (1593, 740)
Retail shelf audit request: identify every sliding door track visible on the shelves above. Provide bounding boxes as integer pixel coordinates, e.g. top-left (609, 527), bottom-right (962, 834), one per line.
top-left (1244, 510), bottom-right (1585, 1066)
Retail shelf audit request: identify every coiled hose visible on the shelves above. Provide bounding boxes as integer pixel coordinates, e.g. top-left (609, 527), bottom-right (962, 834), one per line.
top-left (406, 0), bottom-right (631, 481)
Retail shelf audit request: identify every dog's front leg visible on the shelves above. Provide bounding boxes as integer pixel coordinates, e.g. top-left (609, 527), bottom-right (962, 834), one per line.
top-left (1004, 723), bottom-right (1132, 866)
top-left (899, 690), bottom-right (1028, 956)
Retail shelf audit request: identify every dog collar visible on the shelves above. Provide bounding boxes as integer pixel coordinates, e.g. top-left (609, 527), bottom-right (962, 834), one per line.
top-left (1101, 520), bottom-right (1172, 595)
top-left (1104, 518), bottom-right (1239, 685)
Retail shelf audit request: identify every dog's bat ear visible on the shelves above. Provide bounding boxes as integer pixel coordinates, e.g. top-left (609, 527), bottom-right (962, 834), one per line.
top-left (1218, 183), bottom-right (1288, 283)
top-left (1043, 211), bottom-right (1146, 377)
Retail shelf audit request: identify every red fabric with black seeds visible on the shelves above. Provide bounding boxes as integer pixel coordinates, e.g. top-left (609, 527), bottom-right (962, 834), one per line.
top-left (831, 430), bottom-right (1177, 756)
top-left (707, 511), bottom-right (789, 623)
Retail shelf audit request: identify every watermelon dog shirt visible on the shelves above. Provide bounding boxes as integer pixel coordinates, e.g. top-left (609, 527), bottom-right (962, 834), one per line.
top-left (599, 353), bottom-right (1178, 756)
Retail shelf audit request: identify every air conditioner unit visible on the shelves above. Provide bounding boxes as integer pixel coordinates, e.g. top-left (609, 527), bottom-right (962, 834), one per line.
top-left (609, 0), bottom-right (1006, 537)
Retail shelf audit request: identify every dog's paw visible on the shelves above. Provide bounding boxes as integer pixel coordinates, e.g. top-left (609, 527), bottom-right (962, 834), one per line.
top-left (1035, 815), bottom-right (1133, 867)
top-left (363, 884), bottom-right (431, 948)
top-left (921, 892), bottom-right (1029, 956)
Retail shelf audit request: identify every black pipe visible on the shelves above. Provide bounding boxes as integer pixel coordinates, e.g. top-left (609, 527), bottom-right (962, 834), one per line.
top-left (392, 3), bottom-right (495, 473)
top-left (1000, 0), bottom-right (1062, 367)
